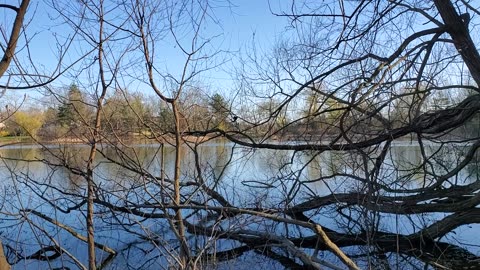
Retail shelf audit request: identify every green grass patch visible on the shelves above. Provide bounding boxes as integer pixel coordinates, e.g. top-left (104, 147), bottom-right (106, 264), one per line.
top-left (0, 136), bottom-right (33, 143)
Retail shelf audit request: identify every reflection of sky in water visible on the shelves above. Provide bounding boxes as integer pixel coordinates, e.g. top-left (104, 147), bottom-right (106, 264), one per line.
top-left (0, 141), bottom-right (478, 268)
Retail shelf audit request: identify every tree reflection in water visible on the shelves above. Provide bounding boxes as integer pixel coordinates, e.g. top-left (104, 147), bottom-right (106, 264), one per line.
top-left (0, 141), bottom-right (478, 269)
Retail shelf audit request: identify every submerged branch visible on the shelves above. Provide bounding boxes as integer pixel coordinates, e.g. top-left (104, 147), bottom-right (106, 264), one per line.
top-left (23, 209), bottom-right (116, 255)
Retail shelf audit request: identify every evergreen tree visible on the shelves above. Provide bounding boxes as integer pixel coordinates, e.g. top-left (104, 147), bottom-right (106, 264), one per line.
top-left (57, 84), bottom-right (89, 128)
top-left (209, 93), bottom-right (229, 129)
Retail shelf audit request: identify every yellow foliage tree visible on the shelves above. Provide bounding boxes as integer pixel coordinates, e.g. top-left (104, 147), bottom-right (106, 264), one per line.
top-left (12, 111), bottom-right (45, 137)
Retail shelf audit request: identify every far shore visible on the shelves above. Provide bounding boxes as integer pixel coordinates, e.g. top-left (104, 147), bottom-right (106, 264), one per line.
top-left (0, 133), bottom-right (437, 148)
top-left (0, 134), bottom-right (218, 146)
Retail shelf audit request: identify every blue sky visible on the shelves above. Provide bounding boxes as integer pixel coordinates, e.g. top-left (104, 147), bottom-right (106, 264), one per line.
top-left (0, 0), bottom-right (289, 107)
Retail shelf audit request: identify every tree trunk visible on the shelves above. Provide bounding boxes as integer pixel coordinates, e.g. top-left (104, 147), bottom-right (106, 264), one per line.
top-left (0, 0), bottom-right (30, 77)
top-left (0, 241), bottom-right (10, 270)
top-left (434, 0), bottom-right (480, 85)
top-left (172, 101), bottom-right (190, 268)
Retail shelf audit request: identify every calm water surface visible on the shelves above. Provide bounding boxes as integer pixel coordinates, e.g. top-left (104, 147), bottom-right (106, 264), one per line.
top-left (0, 141), bottom-right (477, 269)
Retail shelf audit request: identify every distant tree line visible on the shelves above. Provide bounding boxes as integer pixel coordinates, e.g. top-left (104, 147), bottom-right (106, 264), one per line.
top-left (1, 84), bottom-right (233, 141)
top-left (2, 83), bottom-right (478, 141)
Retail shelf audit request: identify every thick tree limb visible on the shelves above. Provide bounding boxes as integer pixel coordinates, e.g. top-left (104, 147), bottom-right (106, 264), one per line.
top-left (434, 0), bottom-right (480, 86)
top-left (0, 0), bottom-right (29, 77)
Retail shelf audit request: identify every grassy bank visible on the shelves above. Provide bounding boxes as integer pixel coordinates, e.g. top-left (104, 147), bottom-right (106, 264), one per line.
top-left (0, 136), bottom-right (34, 144)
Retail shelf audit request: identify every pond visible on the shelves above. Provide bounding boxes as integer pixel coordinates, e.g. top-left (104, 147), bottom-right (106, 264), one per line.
top-left (0, 140), bottom-right (478, 269)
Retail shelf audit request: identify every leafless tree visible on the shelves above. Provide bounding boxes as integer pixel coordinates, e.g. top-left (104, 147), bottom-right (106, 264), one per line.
top-left (204, 0), bottom-right (480, 269)
top-left (2, 1), bottom-right (480, 270)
